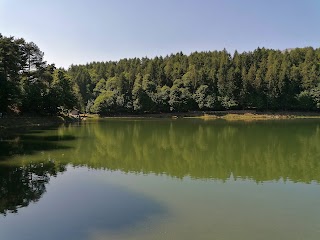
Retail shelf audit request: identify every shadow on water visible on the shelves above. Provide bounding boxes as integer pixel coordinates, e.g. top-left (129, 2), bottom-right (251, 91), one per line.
top-left (21, 134), bottom-right (77, 142)
top-left (0, 160), bottom-right (67, 216)
top-left (0, 126), bottom-right (76, 215)
top-left (0, 128), bottom-right (76, 162)
top-left (21, 179), bottom-right (167, 240)
top-left (0, 165), bottom-right (167, 240)
top-left (0, 125), bottom-right (166, 237)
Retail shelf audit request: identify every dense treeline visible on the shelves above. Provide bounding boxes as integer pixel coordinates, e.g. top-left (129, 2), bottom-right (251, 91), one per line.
top-left (0, 34), bottom-right (77, 114)
top-left (1, 34), bottom-right (320, 114)
top-left (70, 48), bottom-right (320, 114)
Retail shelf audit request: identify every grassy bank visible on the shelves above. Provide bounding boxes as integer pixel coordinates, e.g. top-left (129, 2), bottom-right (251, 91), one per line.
top-left (100, 111), bottom-right (320, 121)
top-left (186, 111), bottom-right (320, 121)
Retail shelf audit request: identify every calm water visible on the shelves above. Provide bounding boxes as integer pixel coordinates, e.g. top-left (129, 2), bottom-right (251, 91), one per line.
top-left (0, 119), bottom-right (320, 240)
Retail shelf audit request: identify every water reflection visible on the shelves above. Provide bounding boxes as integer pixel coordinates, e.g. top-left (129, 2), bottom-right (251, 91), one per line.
top-left (0, 160), bottom-right (66, 215)
top-left (0, 167), bottom-right (166, 240)
top-left (0, 126), bottom-right (166, 232)
top-left (0, 128), bottom-right (73, 215)
top-left (65, 119), bottom-right (320, 183)
top-left (1, 120), bottom-right (320, 240)
top-left (0, 130), bottom-right (74, 161)
top-left (1, 120), bottom-right (320, 184)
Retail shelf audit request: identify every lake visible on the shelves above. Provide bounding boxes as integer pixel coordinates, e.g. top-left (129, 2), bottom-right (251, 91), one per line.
top-left (1, 118), bottom-right (320, 240)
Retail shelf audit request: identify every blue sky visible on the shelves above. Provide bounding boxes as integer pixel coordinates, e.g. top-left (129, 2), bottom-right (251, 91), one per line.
top-left (1, 0), bottom-right (319, 68)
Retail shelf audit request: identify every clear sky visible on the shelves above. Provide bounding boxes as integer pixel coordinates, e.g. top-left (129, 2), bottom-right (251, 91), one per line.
top-left (1, 0), bottom-right (319, 68)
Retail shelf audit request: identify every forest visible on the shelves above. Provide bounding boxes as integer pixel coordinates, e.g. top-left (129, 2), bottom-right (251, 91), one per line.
top-left (1, 34), bottom-right (320, 115)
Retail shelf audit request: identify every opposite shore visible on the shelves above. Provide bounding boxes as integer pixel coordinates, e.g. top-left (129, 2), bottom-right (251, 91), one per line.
top-left (101, 110), bottom-right (320, 121)
top-left (2, 111), bottom-right (320, 131)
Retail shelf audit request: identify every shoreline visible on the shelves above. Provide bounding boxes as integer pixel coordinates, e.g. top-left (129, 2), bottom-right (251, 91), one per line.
top-left (0, 115), bottom-right (78, 134)
top-left (1, 111), bottom-right (320, 132)
top-left (186, 111), bottom-right (320, 121)
top-left (100, 111), bottom-right (320, 121)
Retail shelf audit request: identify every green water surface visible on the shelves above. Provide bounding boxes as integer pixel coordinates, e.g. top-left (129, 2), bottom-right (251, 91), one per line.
top-left (0, 119), bottom-right (320, 240)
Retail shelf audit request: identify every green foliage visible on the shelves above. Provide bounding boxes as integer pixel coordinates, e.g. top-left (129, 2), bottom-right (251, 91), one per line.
top-left (91, 90), bottom-right (119, 113)
top-left (0, 35), bottom-right (26, 111)
top-left (169, 84), bottom-right (195, 112)
top-left (296, 91), bottom-right (314, 110)
top-left (67, 47), bottom-right (320, 114)
top-left (295, 84), bottom-right (320, 110)
top-left (68, 66), bottom-right (93, 111)
top-left (51, 70), bottom-right (77, 112)
top-left (128, 73), bottom-right (154, 112)
top-left (194, 85), bottom-right (215, 109)
top-left (310, 84), bottom-right (320, 109)
top-left (156, 85), bottom-right (171, 112)
top-left (2, 33), bottom-right (320, 115)
top-left (0, 35), bottom-right (77, 115)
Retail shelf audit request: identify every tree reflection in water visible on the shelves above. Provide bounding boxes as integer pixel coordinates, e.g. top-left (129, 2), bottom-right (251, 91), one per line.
top-left (0, 129), bottom-right (71, 215)
top-left (0, 160), bottom-right (66, 215)
top-left (1, 119), bottom-right (320, 217)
